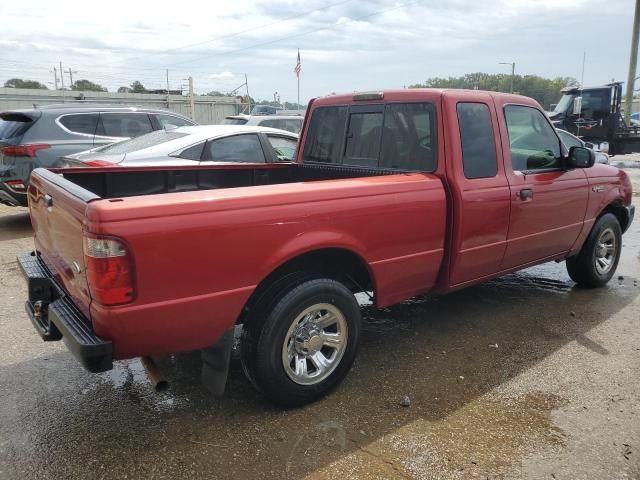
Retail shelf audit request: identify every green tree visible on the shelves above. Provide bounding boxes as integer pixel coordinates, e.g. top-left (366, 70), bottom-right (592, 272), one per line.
top-left (117, 86), bottom-right (131, 93)
top-left (206, 90), bottom-right (226, 96)
top-left (129, 81), bottom-right (147, 93)
top-left (409, 73), bottom-right (578, 109)
top-left (70, 79), bottom-right (107, 92)
top-left (4, 78), bottom-right (48, 89)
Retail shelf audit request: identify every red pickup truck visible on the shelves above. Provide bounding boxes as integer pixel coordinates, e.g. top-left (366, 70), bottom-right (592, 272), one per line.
top-left (18, 89), bottom-right (634, 406)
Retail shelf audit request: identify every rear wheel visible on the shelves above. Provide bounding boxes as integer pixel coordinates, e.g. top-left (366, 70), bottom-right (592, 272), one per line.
top-left (241, 277), bottom-right (361, 407)
top-left (566, 213), bottom-right (622, 288)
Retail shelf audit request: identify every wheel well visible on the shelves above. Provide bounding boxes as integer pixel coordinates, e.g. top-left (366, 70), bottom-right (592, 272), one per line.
top-left (237, 248), bottom-right (373, 325)
top-left (601, 202), bottom-right (629, 232)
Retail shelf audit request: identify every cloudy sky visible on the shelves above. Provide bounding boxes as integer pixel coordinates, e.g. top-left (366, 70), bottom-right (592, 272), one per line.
top-left (0, 0), bottom-right (635, 102)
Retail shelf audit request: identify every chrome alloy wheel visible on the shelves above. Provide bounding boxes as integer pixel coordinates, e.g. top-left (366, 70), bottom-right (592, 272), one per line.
top-left (282, 303), bottom-right (348, 385)
top-left (594, 227), bottom-right (617, 275)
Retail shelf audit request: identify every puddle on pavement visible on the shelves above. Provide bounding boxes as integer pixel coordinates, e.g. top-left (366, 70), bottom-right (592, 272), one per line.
top-left (307, 391), bottom-right (567, 479)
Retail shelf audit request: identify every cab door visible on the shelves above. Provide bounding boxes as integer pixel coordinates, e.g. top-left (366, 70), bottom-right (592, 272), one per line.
top-left (443, 92), bottom-right (511, 286)
top-left (498, 103), bottom-right (589, 270)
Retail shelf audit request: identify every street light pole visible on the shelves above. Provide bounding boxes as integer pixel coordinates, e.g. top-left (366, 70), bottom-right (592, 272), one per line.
top-left (500, 62), bottom-right (516, 93)
top-left (624, 0), bottom-right (640, 125)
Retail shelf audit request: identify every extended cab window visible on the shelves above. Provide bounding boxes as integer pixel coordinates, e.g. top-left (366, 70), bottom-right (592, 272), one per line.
top-left (457, 103), bottom-right (498, 179)
top-left (302, 106), bottom-right (348, 163)
top-left (504, 105), bottom-right (561, 172)
top-left (302, 103), bottom-right (436, 171)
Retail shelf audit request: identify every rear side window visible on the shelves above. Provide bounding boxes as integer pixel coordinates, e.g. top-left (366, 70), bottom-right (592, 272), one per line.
top-left (267, 135), bottom-right (298, 161)
top-left (457, 103), bottom-right (498, 179)
top-left (58, 113), bottom-right (99, 135)
top-left (302, 103), bottom-right (436, 171)
top-left (283, 118), bottom-right (302, 133)
top-left (155, 114), bottom-right (193, 129)
top-left (97, 113), bottom-right (153, 138)
top-left (203, 134), bottom-right (266, 163)
top-left (179, 142), bottom-right (205, 160)
top-left (0, 114), bottom-right (33, 140)
top-left (259, 119), bottom-right (283, 130)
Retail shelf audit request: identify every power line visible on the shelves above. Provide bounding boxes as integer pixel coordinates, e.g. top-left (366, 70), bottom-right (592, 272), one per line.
top-left (131, 0), bottom-right (424, 71)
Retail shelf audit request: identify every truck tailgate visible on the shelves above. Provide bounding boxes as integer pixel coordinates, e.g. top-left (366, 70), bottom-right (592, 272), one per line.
top-left (28, 169), bottom-right (95, 319)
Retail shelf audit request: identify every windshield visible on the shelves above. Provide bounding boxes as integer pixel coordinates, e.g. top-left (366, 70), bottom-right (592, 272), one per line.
top-left (553, 94), bottom-right (574, 113)
top-left (0, 114), bottom-right (34, 140)
top-left (97, 130), bottom-right (188, 155)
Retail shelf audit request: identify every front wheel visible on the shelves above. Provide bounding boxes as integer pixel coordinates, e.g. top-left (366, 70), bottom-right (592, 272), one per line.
top-left (566, 213), bottom-right (622, 288)
top-left (241, 278), bottom-right (361, 407)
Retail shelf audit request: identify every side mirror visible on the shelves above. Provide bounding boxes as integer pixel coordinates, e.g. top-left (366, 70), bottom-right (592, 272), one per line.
top-left (568, 146), bottom-right (595, 168)
top-left (572, 96), bottom-right (582, 115)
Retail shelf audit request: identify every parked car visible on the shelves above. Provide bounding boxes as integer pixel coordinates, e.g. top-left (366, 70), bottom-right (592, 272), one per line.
top-left (18, 89), bottom-right (634, 407)
top-left (0, 104), bottom-right (196, 206)
top-left (557, 129), bottom-right (609, 164)
top-left (223, 114), bottom-right (303, 134)
top-left (63, 125), bottom-right (299, 167)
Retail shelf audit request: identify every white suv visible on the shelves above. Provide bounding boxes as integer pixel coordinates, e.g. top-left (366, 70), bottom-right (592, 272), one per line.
top-left (223, 114), bottom-right (303, 134)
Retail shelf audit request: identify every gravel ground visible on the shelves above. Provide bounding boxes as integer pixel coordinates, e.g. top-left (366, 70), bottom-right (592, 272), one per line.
top-left (0, 162), bottom-right (639, 479)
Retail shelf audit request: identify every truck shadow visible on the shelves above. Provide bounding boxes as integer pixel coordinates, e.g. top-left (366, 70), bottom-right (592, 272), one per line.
top-left (0, 210), bottom-right (31, 241)
top-left (1, 264), bottom-right (638, 479)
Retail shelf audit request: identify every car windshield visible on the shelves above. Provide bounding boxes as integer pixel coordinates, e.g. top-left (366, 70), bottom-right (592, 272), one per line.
top-left (553, 94), bottom-right (574, 113)
top-left (97, 130), bottom-right (188, 154)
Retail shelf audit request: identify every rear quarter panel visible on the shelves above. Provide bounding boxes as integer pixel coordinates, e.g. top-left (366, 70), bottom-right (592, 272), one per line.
top-left (86, 174), bottom-right (446, 359)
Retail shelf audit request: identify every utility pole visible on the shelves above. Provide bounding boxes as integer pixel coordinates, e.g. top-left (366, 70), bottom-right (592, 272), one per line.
top-left (166, 69), bottom-right (170, 109)
top-left (66, 68), bottom-right (77, 86)
top-left (624, 0), bottom-right (640, 124)
top-left (500, 61), bottom-right (515, 94)
top-left (188, 76), bottom-right (195, 120)
top-left (59, 61), bottom-right (65, 89)
top-left (52, 67), bottom-right (59, 90)
top-left (245, 73), bottom-right (251, 114)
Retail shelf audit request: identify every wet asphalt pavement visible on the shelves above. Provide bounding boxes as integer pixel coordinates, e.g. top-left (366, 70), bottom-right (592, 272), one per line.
top-left (1, 164), bottom-right (639, 479)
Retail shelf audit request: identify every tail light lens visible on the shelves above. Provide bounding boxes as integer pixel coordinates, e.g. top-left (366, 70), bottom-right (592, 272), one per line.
top-left (5, 180), bottom-right (26, 191)
top-left (0, 144), bottom-right (50, 157)
top-left (82, 159), bottom-right (116, 168)
top-left (83, 235), bottom-right (135, 306)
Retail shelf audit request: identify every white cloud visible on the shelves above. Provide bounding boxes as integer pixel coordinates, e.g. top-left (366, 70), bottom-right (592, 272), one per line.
top-left (0, 0), bottom-right (634, 101)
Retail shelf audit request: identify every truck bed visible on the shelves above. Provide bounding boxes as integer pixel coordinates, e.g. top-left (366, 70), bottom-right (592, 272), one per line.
top-left (28, 163), bottom-right (447, 359)
top-left (57, 163), bottom-right (395, 200)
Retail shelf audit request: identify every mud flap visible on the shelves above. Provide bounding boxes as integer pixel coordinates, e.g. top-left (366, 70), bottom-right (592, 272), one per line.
top-left (201, 328), bottom-right (234, 397)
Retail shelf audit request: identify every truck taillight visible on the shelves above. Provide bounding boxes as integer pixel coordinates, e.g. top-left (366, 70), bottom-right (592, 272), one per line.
top-left (83, 235), bottom-right (135, 306)
top-left (0, 144), bottom-right (50, 157)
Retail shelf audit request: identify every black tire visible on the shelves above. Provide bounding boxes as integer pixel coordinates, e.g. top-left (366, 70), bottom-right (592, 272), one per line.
top-left (566, 213), bottom-right (622, 288)
top-left (241, 277), bottom-right (361, 407)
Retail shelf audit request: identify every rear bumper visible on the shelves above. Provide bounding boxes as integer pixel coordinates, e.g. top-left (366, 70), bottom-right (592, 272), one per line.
top-left (624, 204), bottom-right (635, 234)
top-left (17, 252), bottom-right (113, 373)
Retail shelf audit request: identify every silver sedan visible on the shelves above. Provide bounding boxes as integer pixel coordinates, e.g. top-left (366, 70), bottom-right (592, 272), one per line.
top-left (62, 125), bottom-right (299, 167)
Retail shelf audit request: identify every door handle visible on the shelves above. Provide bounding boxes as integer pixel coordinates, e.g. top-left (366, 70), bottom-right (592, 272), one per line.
top-left (518, 188), bottom-right (533, 200)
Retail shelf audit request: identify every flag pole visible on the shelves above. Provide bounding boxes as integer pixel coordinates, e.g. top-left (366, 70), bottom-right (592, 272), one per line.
top-left (297, 49), bottom-right (300, 107)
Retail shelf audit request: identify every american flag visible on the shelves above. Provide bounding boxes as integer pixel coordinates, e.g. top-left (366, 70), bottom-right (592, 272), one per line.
top-left (294, 49), bottom-right (301, 77)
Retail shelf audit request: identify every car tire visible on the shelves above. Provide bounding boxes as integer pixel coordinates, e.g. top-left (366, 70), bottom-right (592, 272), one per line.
top-left (241, 277), bottom-right (361, 407)
top-left (566, 213), bottom-right (622, 288)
